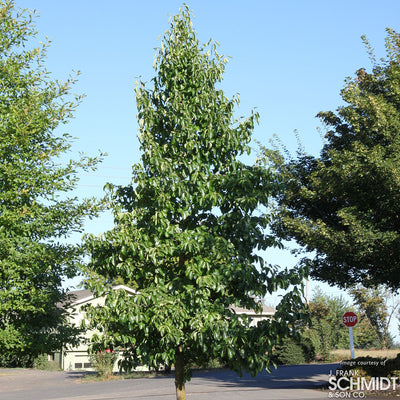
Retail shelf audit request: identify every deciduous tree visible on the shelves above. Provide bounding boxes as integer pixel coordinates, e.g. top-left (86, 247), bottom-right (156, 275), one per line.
top-left (270, 29), bottom-right (400, 290)
top-left (84, 6), bottom-right (306, 400)
top-left (0, 1), bottom-right (102, 366)
top-left (306, 289), bottom-right (349, 357)
top-left (349, 285), bottom-right (398, 349)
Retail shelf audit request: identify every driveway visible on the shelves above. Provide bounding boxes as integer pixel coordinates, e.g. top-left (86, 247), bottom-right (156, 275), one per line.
top-left (0, 363), bottom-right (338, 400)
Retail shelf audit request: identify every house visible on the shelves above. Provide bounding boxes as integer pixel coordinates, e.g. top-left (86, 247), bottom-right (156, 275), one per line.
top-left (56, 285), bottom-right (136, 371)
top-left (57, 285), bottom-right (275, 371)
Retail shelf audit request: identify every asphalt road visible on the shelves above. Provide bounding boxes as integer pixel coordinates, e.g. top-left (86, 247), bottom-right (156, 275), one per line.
top-left (0, 363), bottom-right (339, 400)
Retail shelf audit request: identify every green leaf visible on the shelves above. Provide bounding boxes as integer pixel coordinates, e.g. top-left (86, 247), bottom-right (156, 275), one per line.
top-left (84, 3), bottom-right (306, 389)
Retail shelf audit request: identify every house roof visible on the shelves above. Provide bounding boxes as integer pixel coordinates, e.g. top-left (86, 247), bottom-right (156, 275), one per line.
top-left (69, 289), bottom-right (93, 302)
top-left (232, 304), bottom-right (275, 316)
top-left (68, 285), bottom-right (137, 307)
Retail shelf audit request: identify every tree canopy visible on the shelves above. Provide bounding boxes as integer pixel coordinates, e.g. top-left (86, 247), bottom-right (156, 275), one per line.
top-left (270, 29), bottom-right (400, 291)
top-left (0, 0), bottom-right (102, 366)
top-left (349, 285), bottom-right (398, 349)
top-left (84, 6), bottom-right (306, 400)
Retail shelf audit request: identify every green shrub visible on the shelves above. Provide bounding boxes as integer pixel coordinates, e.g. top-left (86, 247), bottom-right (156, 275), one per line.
top-left (273, 338), bottom-right (306, 365)
top-left (300, 336), bottom-right (316, 363)
top-left (33, 354), bottom-right (50, 370)
top-left (339, 353), bottom-right (400, 378)
top-left (301, 321), bottom-right (333, 361)
top-left (0, 353), bottom-right (32, 368)
top-left (32, 354), bottom-right (60, 371)
top-left (89, 349), bottom-right (118, 378)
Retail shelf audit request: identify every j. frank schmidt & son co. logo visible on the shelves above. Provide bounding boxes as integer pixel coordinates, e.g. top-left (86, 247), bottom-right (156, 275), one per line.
top-left (328, 360), bottom-right (398, 398)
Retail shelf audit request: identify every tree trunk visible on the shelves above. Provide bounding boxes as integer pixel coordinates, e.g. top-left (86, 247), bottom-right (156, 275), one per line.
top-left (175, 345), bottom-right (186, 400)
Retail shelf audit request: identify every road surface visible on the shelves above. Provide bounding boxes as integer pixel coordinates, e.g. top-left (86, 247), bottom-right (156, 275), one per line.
top-left (0, 363), bottom-right (339, 400)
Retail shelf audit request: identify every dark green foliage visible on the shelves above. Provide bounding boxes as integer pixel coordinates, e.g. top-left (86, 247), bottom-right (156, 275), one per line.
top-left (303, 289), bottom-right (350, 360)
top-left (350, 285), bottom-right (398, 349)
top-left (301, 329), bottom-right (324, 361)
top-left (273, 337), bottom-right (311, 365)
top-left (84, 6), bottom-right (306, 399)
top-left (0, 1), bottom-right (102, 366)
top-left (32, 354), bottom-right (60, 371)
top-left (270, 29), bottom-right (400, 290)
top-left (338, 354), bottom-right (400, 378)
top-left (354, 319), bottom-right (381, 349)
top-left (300, 337), bottom-right (316, 363)
top-left (0, 353), bottom-right (31, 368)
top-left (299, 288), bottom-right (386, 359)
top-left (304, 320), bottom-right (334, 361)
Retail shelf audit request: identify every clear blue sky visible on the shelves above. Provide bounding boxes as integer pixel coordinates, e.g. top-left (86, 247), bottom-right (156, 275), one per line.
top-left (15, 1), bottom-right (400, 339)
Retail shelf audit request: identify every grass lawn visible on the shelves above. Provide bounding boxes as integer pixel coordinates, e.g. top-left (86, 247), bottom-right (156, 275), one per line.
top-left (330, 348), bottom-right (400, 361)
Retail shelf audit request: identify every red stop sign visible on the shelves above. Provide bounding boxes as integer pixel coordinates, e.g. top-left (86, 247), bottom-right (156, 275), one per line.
top-left (342, 312), bottom-right (358, 327)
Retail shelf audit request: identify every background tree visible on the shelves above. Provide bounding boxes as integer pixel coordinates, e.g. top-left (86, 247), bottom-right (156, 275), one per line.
top-left (84, 6), bottom-right (306, 400)
top-left (269, 29), bottom-right (400, 290)
top-left (0, 1), bottom-right (102, 366)
top-left (398, 309), bottom-right (400, 341)
top-left (303, 288), bottom-right (350, 359)
top-left (349, 285), bottom-right (398, 349)
top-left (273, 287), bottom-right (385, 364)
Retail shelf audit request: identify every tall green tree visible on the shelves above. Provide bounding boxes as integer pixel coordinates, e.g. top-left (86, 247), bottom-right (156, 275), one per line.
top-left (270, 29), bottom-right (400, 290)
top-left (84, 6), bottom-right (306, 400)
top-left (349, 285), bottom-right (398, 349)
top-left (305, 289), bottom-right (350, 357)
top-left (302, 288), bottom-right (378, 355)
top-left (0, 1), bottom-right (102, 366)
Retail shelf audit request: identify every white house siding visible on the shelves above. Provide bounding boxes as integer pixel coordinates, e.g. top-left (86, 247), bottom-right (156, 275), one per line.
top-left (59, 285), bottom-right (275, 371)
top-left (62, 292), bottom-right (107, 371)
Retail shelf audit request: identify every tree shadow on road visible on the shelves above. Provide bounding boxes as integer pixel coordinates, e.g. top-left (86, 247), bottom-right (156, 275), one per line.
top-left (189, 363), bottom-right (339, 390)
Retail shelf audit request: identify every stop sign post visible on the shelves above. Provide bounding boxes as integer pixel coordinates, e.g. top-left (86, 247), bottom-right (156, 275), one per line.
top-left (342, 312), bottom-right (358, 359)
